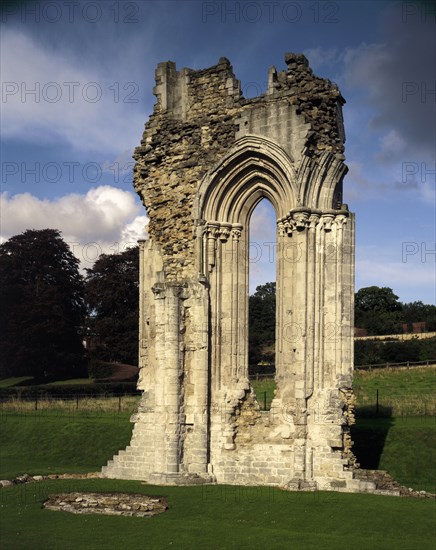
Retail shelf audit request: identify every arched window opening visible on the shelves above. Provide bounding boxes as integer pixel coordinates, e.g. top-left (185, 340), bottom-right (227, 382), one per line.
top-left (248, 198), bottom-right (276, 410)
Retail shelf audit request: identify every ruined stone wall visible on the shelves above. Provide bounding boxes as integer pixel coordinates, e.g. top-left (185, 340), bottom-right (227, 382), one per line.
top-left (133, 58), bottom-right (241, 279)
top-left (103, 54), bottom-right (370, 494)
top-left (133, 54), bottom-right (345, 279)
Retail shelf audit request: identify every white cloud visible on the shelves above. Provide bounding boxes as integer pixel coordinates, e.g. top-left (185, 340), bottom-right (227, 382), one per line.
top-left (355, 244), bottom-right (435, 303)
top-left (376, 129), bottom-right (407, 163)
top-left (0, 186), bottom-right (148, 267)
top-left (302, 47), bottom-right (339, 71)
top-left (250, 199), bottom-right (276, 243)
top-left (1, 29), bottom-right (145, 154)
top-left (120, 215), bottom-right (149, 246)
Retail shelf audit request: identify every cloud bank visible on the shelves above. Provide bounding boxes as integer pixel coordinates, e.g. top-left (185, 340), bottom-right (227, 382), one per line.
top-left (0, 186), bottom-right (148, 266)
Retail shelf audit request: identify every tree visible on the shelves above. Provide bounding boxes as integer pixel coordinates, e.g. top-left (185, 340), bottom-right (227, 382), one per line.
top-left (84, 246), bottom-right (139, 367)
top-left (402, 301), bottom-right (436, 332)
top-left (0, 229), bottom-right (86, 379)
top-left (249, 282), bottom-right (276, 369)
top-left (355, 286), bottom-right (402, 313)
top-left (355, 286), bottom-right (403, 335)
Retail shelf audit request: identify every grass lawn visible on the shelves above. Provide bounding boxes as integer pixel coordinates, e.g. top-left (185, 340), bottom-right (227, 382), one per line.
top-left (351, 417), bottom-right (435, 492)
top-left (1, 367), bottom-right (435, 549)
top-left (252, 366), bottom-right (436, 414)
top-left (353, 366), bottom-right (436, 415)
top-left (0, 376), bottom-right (34, 388)
top-left (251, 378), bottom-right (275, 408)
top-left (0, 479), bottom-right (434, 550)
top-left (45, 378), bottom-right (95, 386)
top-left (0, 412), bottom-right (133, 479)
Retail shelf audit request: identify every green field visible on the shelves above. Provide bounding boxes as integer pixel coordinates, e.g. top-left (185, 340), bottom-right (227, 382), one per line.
top-left (251, 377), bottom-right (276, 409)
top-left (0, 412), bottom-right (133, 479)
top-left (351, 417), bottom-right (435, 492)
top-left (252, 366), bottom-right (436, 415)
top-left (353, 366), bottom-right (436, 415)
top-left (0, 376), bottom-right (34, 388)
top-left (0, 367), bottom-right (434, 549)
top-left (0, 478), bottom-right (434, 550)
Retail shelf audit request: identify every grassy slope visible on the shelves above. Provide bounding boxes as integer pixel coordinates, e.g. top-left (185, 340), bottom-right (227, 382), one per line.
top-left (0, 376), bottom-right (34, 388)
top-left (351, 417), bottom-right (435, 492)
top-left (0, 479), bottom-right (434, 550)
top-left (252, 366), bottom-right (436, 408)
top-left (46, 378), bottom-right (95, 386)
top-left (354, 366), bottom-right (436, 412)
top-left (251, 378), bottom-right (275, 408)
top-left (0, 413), bottom-right (133, 479)
top-left (0, 369), bottom-right (434, 549)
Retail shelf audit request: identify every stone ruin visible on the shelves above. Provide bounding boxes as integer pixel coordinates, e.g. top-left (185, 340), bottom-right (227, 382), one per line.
top-left (103, 53), bottom-right (371, 492)
top-left (43, 493), bottom-right (168, 517)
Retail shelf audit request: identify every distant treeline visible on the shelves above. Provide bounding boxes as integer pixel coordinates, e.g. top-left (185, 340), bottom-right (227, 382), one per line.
top-left (354, 336), bottom-right (436, 366)
top-left (249, 283), bottom-right (436, 369)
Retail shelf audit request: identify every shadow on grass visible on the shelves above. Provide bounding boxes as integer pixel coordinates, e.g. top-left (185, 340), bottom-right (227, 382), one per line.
top-left (351, 406), bottom-right (394, 469)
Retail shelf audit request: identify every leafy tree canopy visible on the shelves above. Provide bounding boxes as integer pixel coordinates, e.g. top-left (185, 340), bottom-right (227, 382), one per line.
top-left (249, 282), bottom-right (276, 369)
top-left (402, 301), bottom-right (436, 331)
top-left (0, 229), bottom-right (86, 379)
top-left (85, 246), bottom-right (139, 366)
top-left (354, 286), bottom-right (404, 335)
top-left (355, 286), bottom-right (402, 312)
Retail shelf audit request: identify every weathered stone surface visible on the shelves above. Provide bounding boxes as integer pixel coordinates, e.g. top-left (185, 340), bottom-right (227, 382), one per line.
top-left (2, 471), bottom-right (433, 499)
top-left (43, 492), bottom-right (168, 517)
top-left (102, 53), bottom-right (365, 493)
top-left (0, 472), bottom-right (102, 487)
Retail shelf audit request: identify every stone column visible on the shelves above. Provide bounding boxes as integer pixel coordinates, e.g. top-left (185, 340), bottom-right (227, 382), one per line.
top-left (185, 282), bottom-right (210, 475)
top-left (151, 283), bottom-right (182, 478)
top-left (164, 286), bottom-right (182, 474)
top-left (231, 224), bottom-right (244, 381)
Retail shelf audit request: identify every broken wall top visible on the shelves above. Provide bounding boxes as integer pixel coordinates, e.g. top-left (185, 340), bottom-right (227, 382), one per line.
top-left (133, 54), bottom-right (347, 278)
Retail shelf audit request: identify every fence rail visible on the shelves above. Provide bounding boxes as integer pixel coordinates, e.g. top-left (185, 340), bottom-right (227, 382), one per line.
top-left (249, 360), bottom-right (436, 378)
top-left (0, 393), bottom-right (141, 415)
top-left (354, 359), bottom-right (436, 370)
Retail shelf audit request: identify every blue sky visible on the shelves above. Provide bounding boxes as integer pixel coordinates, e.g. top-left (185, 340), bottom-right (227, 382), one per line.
top-left (1, 0), bottom-right (435, 303)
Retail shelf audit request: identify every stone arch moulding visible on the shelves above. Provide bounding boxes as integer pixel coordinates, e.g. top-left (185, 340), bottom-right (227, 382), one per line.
top-left (102, 53), bottom-right (380, 494)
top-left (194, 135), bottom-right (298, 222)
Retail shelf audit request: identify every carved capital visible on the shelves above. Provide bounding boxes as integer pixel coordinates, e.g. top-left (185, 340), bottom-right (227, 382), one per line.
top-left (277, 221), bottom-right (286, 237)
top-left (231, 223), bottom-right (243, 242)
top-left (292, 209), bottom-right (311, 230)
top-left (205, 222), bottom-right (220, 240)
top-left (320, 213), bottom-right (336, 232)
top-left (277, 218), bottom-right (295, 237)
top-left (309, 212), bottom-right (321, 230)
top-left (218, 223), bottom-right (232, 242)
top-left (334, 214), bottom-right (348, 230)
top-left (278, 208), bottom-right (349, 235)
